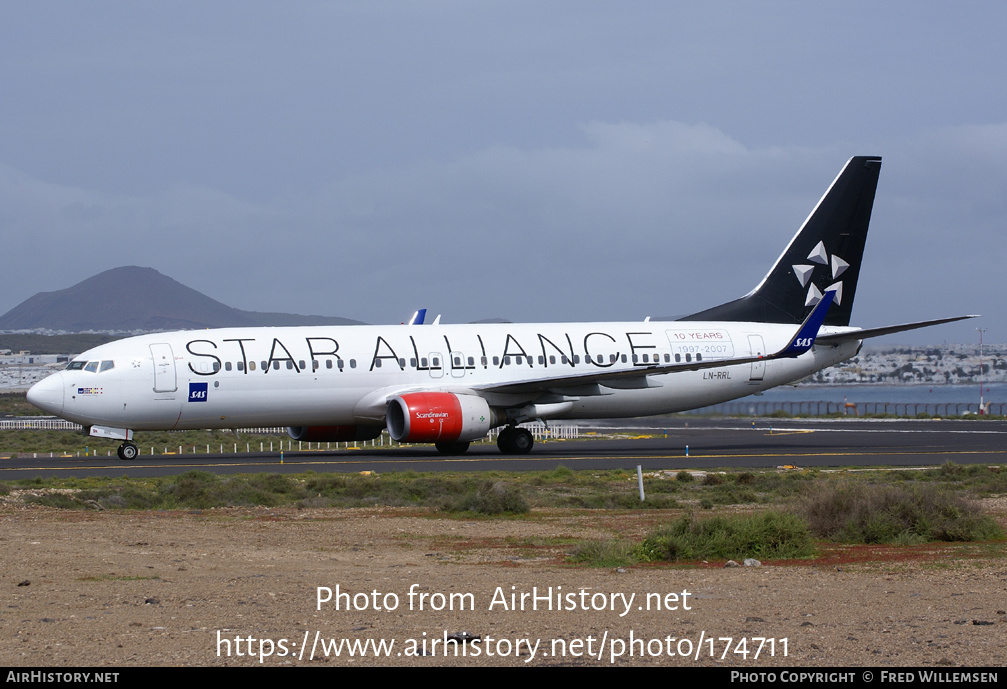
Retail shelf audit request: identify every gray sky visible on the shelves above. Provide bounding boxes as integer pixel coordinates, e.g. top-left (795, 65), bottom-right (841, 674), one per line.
top-left (1, 2), bottom-right (1004, 344)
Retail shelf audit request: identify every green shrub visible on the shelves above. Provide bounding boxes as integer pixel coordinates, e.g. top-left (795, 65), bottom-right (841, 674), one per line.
top-left (798, 481), bottom-right (1003, 544)
top-left (441, 481), bottom-right (530, 515)
top-left (636, 511), bottom-right (815, 562)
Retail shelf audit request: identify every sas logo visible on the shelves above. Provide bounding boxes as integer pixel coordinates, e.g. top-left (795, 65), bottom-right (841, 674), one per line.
top-left (188, 382), bottom-right (208, 403)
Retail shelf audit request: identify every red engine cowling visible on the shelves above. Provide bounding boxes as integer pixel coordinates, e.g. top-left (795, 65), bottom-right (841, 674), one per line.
top-left (287, 425), bottom-right (384, 442)
top-left (386, 392), bottom-right (494, 443)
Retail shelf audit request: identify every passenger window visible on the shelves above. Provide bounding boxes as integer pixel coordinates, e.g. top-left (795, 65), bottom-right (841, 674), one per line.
top-left (421, 358), bottom-right (428, 367)
top-left (350, 359), bottom-right (357, 368)
top-left (375, 359), bottom-right (382, 368)
top-left (213, 361), bottom-right (221, 371)
top-left (286, 361), bottom-right (293, 370)
top-left (249, 361), bottom-right (256, 371)
top-left (492, 357), bottom-right (499, 366)
top-left (84, 361), bottom-right (99, 373)
top-left (399, 358), bottom-right (406, 368)
top-left (325, 360), bottom-right (332, 369)
top-left (549, 356), bottom-right (556, 364)
top-left (273, 361), bottom-right (280, 370)
top-left (99, 360), bottom-right (115, 372)
top-left (337, 360), bottom-right (343, 369)
top-left (299, 360), bottom-right (306, 370)
top-left (410, 358), bottom-right (417, 367)
top-left (225, 362), bottom-right (232, 371)
top-left (675, 354), bottom-right (681, 363)
top-left (467, 357), bottom-right (474, 366)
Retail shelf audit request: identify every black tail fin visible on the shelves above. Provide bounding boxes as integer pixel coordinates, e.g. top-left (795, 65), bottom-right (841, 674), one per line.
top-left (679, 156), bottom-right (882, 327)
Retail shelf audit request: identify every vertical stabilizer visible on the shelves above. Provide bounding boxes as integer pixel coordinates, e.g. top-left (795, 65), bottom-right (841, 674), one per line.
top-left (680, 156), bottom-right (881, 326)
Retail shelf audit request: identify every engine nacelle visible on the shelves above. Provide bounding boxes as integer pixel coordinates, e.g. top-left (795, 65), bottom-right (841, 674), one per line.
top-left (386, 392), bottom-right (495, 443)
top-left (287, 425), bottom-right (384, 442)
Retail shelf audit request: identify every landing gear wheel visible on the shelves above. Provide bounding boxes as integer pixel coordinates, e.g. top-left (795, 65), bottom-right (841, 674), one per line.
top-left (435, 441), bottom-right (470, 455)
top-left (117, 442), bottom-right (138, 461)
top-left (511, 428), bottom-right (533, 454)
top-left (497, 427), bottom-right (534, 454)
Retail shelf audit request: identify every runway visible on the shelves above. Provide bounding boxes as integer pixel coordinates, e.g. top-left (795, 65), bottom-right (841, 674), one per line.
top-left (2, 417), bottom-right (1005, 479)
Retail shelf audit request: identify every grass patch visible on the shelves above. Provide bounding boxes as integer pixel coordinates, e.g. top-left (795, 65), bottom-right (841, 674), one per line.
top-left (635, 511), bottom-right (816, 562)
top-left (439, 481), bottom-right (530, 515)
top-left (798, 481), bottom-right (1004, 544)
top-left (568, 539), bottom-right (638, 567)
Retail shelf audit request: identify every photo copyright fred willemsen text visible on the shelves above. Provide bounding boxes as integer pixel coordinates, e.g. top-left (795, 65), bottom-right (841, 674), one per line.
top-left (212, 584), bottom-right (789, 663)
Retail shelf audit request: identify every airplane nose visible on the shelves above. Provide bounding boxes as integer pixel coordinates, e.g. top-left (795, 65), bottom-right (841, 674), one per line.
top-left (27, 372), bottom-right (64, 416)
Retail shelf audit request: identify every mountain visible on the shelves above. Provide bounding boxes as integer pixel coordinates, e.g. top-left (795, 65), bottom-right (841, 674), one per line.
top-left (0, 266), bottom-right (364, 332)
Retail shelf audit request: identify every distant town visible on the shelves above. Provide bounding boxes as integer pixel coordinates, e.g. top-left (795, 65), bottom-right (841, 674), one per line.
top-left (811, 343), bottom-right (1005, 386)
top-left (2, 342), bottom-right (1003, 393)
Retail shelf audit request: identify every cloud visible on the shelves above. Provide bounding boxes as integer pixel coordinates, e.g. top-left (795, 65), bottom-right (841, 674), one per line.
top-left (1, 119), bottom-right (1002, 344)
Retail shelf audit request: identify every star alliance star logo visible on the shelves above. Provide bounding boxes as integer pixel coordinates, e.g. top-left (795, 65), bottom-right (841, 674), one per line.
top-left (793, 240), bottom-right (848, 306)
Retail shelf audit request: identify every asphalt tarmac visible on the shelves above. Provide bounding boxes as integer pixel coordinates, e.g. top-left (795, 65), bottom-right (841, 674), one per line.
top-left (2, 417), bottom-right (1005, 479)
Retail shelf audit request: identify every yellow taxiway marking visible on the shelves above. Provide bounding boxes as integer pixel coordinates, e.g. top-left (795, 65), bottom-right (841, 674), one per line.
top-left (6, 447), bottom-right (1007, 473)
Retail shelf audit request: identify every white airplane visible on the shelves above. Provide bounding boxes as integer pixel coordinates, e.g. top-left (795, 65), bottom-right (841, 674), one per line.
top-left (27, 156), bottom-right (973, 460)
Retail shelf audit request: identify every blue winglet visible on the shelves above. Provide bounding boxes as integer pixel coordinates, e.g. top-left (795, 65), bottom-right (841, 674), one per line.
top-left (407, 309), bottom-right (427, 325)
top-left (780, 291), bottom-right (836, 357)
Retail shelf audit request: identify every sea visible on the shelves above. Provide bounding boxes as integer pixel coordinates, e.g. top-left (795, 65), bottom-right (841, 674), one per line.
top-left (694, 382), bottom-right (1007, 416)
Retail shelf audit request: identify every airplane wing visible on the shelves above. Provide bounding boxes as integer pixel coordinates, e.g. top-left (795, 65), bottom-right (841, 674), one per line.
top-left (816, 315), bottom-right (979, 345)
top-left (474, 291), bottom-right (837, 396)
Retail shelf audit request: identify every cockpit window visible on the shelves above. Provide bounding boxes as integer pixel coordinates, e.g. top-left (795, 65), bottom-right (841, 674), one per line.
top-left (84, 361), bottom-right (99, 373)
top-left (66, 361), bottom-right (86, 371)
top-left (99, 360), bottom-right (115, 372)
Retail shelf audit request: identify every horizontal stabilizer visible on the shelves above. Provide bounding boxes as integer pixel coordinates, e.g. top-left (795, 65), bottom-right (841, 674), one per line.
top-left (817, 315), bottom-right (979, 345)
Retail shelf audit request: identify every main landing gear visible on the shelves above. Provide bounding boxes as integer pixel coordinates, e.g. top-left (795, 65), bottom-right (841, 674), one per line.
top-left (496, 426), bottom-right (533, 455)
top-left (117, 441), bottom-right (138, 461)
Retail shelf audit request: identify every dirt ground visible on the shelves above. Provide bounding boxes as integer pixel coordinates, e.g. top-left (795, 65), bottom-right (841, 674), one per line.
top-left (1, 503), bottom-right (1005, 668)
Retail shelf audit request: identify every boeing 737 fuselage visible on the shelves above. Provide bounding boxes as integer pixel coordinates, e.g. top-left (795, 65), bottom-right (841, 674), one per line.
top-left (27, 157), bottom-right (974, 459)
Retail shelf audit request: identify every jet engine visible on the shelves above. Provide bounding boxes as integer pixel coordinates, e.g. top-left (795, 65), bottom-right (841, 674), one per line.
top-left (287, 425), bottom-right (384, 442)
top-left (386, 392), bottom-right (496, 443)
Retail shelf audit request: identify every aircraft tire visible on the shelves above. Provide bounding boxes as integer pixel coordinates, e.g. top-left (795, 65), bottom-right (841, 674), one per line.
top-left (497, 427), bottom-right (533, 454)
top-left (435, 441), bottom-right (470, 455)
top-left (511, 428), bottom-right (534, 454)
top-left (496, 428), bottom-right (515, 453)
top-left (118, 442), bottom-right (138, 461)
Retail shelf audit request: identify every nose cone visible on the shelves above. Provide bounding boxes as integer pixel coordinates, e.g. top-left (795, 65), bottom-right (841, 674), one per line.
top-left (27, 372), bottom-right (65, 416)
